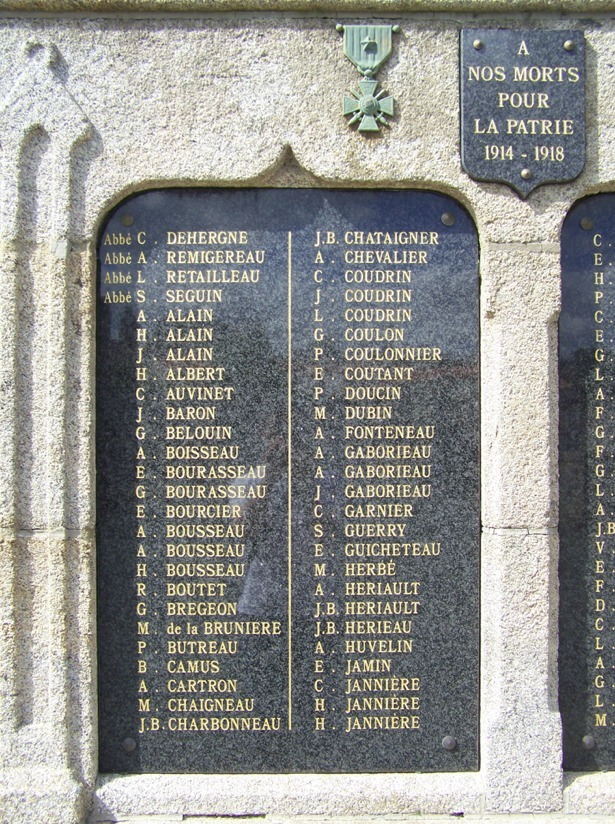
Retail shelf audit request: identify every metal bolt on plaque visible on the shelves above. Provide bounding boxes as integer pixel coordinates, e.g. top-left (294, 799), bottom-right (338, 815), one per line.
top-left (337, 23), bottom-right (399, 133)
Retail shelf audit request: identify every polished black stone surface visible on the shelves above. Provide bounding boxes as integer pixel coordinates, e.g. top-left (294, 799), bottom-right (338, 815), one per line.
top-left (461, 29), bottom-right (585, 197)
top-left (97, 189), bottom-right (480, 773)
top-left (560, 195), bottom-right (615, 770)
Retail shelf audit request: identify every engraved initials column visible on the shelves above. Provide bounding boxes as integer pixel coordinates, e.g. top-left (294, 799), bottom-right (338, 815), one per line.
top-left (97, 199), bottom-right (290, 772)
top-left (560, 197), bottom-right (615, 771)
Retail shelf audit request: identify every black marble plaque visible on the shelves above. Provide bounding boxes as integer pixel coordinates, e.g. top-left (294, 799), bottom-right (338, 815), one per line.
top-left (461, 29), bottom-right (585, 197)
top-left (560, 195), bottom-right (615, 770)
top-left (97, 189), bottom-right (479, 774)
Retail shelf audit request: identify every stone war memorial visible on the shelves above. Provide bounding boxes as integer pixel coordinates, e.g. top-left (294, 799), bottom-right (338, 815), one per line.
top-left (1, 1), bottom-right (615, 823)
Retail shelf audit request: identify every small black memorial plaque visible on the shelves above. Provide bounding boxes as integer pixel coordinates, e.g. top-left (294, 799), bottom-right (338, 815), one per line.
top-left (461, 29), bottom-right (585, 197)
top-left (97, 189), bottom-right (479, 774)
top-left (560, 195), bottom-right (615, 770)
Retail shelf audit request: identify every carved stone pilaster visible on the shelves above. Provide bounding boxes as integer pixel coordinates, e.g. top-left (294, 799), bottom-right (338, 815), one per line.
top-left (0, 41), bottom-right (93, 824)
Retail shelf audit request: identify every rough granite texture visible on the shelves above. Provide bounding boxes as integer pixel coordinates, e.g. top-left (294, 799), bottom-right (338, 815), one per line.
top-left (3, 0), bottom-right (615, 11)
top-left (0, 4), bottom-right (613, 824)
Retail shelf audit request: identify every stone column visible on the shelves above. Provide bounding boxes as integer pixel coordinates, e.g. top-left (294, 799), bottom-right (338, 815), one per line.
top-left (0, 41), bottom-right (95, 824)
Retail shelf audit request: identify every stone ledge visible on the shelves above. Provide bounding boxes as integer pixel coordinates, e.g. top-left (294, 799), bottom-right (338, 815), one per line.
top-left (0, 768), bottom-right (89, 824)
top-left (93, 773), bottom-right (483, 819)
top-left (2, 0), bottom-right (615, 13)
top-left (564, 772), bottom-right (615, 814)
top-left (90, 817), bottom-right (615, 824)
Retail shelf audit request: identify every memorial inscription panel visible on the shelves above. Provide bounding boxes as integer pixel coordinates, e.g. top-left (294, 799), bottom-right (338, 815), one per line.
top-left (461, 29), bottom-right (585, 197)
top-left (97, 189), bottom-right (479, 773)
top-left (560, 194), bottom-right (615, 770)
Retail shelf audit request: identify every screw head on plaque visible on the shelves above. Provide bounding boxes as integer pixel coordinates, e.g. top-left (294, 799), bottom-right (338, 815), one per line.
top-left (337, 23), bottom-right (399, 133)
